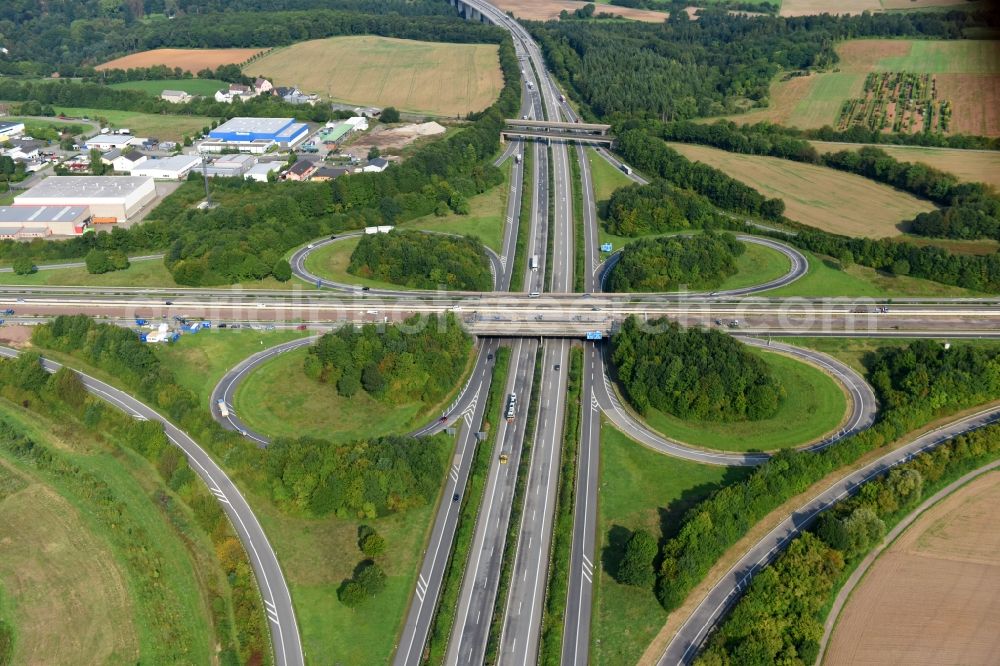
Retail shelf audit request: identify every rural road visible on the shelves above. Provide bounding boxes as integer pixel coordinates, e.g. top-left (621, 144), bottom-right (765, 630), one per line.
top-left (0, 253), bottom-right (164, 273)
top-left (658, 404), bottom-right (1000, 665)
top-left (0, 345), bottom-right (303, 666)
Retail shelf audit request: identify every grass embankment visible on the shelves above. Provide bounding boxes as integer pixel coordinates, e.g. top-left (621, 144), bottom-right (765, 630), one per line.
top-left (246, 36), bottom-right (503, 116)
top-left (155, 329), bottom-right (310, 405)
top-left (634, 348), bottom-right (847, 452)
top-left (301, 237), bottom-right (416, 291)
top-left (53, 106), bottom-right (214, 141)
top-left (667, 143), bottom-right (936, 239)
top-left (424, 347), bottom-right (512, 663)
top-left (511, 146), bottom-right (534, 289)
top-left (0, 402), bottom-right (227, 664)
top-left (232, 345), bottom-right (470, 442)
top-left (538, 347), bottom-right (583, 665)
top-left (109, 78), bottom-right (229, 96)
top-left (768, 248), bottom-right (986, 297)
top-left (484, 346), bottom-right (544, 664)
top-left (777, 337), bottom-right (1000, 375)
top-left (716, 241), bottom-right (791, 291)
top-left (0, 258), bottom-right (294, 290)
top-left (571, 147), bottom-right (586, 292)
top-left (406, 159), bottom-right (510, 253)
top-left (591, 425), bottom-right (751, 666)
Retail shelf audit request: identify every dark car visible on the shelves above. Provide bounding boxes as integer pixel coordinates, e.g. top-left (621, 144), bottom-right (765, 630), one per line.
top-left (554, 364), bottom-right (561, 371)
top-left (487, 354), bottom-right (494, 361)
top-left (362, 286), bottom-right (371, 292)
top-left (453, 493), bottom-right (460, 502)
top-left (439, 415), bottom-right (448, 423)
top-left (165, 300), bottom-right (173, 305)
top-left (296, 324), bottom-right (308, 330)
top-left (330, 234), bottom-right (338, 240)
top-left (218, 323), bottom-right (227, 328)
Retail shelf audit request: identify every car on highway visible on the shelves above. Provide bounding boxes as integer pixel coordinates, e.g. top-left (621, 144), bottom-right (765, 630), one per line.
top-left (164, 300), bottom-right (173, 305)
top-left (296, 324), bottom-right (308, 330)
top-left (499, 454), bottom-right (509, 464)
top-left (307, 243), bottom-right (315, 249)
top-left (361, 286), bottom-right (371, 292)
top-left (554, 364), bottom-right (560, 371)
top-left (453, 493), bottom-right (460, 502)
top-left (439, 415), bottom-right (448, 423)
top-left (218, 323), bottom-right (227, 328)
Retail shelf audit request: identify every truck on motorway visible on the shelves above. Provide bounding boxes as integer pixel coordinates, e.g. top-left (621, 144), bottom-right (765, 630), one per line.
top-left (217, 399), bottom-right (230, 419)
top-left (505, 393), bottom-right (517, 422)
top-left (526, 81), bottom-right (534, 90)
top-left (529, 255), bottom-right (539, 271)
top-left (514, 153), bottom-right (521, 164)
top-left (364, 225), bottom-right (395, 235)
top-left (558, 94), bottom-right (566, 103)
top-left (620, 164), bottom-right (632, 175)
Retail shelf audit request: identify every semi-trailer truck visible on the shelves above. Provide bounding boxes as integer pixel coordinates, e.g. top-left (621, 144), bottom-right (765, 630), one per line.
top-left (217, 399), bottom-right (229, 418)
top-left (505, 393), bottom-right (517, 422)
top-left (529, 255), bottom-right (539, 271)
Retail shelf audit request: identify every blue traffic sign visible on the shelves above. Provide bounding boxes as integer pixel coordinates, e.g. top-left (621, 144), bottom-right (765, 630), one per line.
top-left (600, 242), bottom-right (613, 252)
top-left (586, 331), bottom-right (603, 340)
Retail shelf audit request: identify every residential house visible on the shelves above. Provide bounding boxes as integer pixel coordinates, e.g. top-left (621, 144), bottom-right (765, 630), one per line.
top-left (310, 166), bottom-right (354, 182)
top-left (285, 159), bottom-right (318, 181)
top-left (214, 83), bottom-right (255, 104)
top-left (3, 138), bottom-right (43, 161)
top-left (254, 78), bottom-right (274, 96)
top-left (360, 157), bottom-right (389, 173)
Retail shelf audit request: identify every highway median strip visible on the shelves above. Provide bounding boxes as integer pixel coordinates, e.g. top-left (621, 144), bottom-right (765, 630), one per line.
top-left (538, 347), bottom-right (583, 665)
top-left (423, 347), bottom-right (511, 665)
top-left (571, 147), bottom-right (585, 293)
top-left (511, 146), bottom-right (534, 286)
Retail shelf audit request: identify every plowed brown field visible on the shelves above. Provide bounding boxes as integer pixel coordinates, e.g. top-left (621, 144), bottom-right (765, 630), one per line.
top-left (825, 472), bottom-right (1000, 666)
top-left (97, 48), bottom-right (265, 72)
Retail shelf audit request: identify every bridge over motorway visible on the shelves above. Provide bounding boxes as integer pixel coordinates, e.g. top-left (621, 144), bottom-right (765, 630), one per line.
top-left (502, 118), bottom-right (614, 146)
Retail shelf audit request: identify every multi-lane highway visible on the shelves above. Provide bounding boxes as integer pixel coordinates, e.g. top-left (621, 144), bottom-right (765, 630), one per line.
top-left (0, 346), bottom-right (304, 666)
top-left (658, 404), bottom-right (1000, 665)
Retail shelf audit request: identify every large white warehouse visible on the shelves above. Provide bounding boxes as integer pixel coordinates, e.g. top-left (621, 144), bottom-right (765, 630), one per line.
top-left (14, 176), bottom-right (156, 223)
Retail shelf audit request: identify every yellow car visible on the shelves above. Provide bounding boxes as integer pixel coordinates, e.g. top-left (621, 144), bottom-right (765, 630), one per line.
top-left (499, 454), bottom-right (509, 465)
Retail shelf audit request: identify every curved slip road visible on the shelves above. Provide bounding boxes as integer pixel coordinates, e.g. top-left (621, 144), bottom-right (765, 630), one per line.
top-left (289, 230), bottom-right (506, 298)
top-left (658, 404), bottom-right (1000, 665)
top-left (0, 345), bottom-right (303, 666)
top-left (596, 234), bottom-right (807, 297)
top-left (211, 335), bottom-right (497, 446)
top-left (593, 336), bottom-right (878, 466)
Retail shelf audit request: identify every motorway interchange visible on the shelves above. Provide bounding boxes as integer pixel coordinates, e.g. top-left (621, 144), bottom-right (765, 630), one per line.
top-left (3, 3), bottom-right (999, 666)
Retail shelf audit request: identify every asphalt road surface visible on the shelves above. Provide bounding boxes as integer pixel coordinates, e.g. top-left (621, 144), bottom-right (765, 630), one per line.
top-left (659, 404), bottom-right (1000, 665)
top-left (0, 346), bottom-right (304, 666)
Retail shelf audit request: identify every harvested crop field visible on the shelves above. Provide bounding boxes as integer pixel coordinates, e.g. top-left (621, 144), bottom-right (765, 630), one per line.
top-left (245, 36), bottom-right (502, 116)
top-left (825, 471), bottom-right (1000, 666)
top-left (726, 39), bottom-right (1000, 136)
top-left (808, 141), bottom-right (1000, 187)
top-left (492, 0), bottom-right (669, 21)
top-left (668, 142), bottom-right (936, 237)
top-left (780, 0), bottom-right (880, 16)
top-left (97, 48), bottom-right (266, 72)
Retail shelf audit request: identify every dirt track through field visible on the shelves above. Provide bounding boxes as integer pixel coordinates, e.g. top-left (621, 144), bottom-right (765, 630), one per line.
top-left (97, 48), bottom-right (265, 72)
top-left (824, 471), bottom-right (1000, 666)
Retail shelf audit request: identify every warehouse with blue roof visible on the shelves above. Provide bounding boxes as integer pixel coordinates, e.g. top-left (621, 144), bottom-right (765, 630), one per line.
top-left (204, 117), bottom-right (309, 153)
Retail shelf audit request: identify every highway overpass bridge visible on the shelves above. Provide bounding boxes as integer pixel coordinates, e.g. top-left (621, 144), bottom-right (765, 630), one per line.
top-left (502, 118), bottom-right (614, 146)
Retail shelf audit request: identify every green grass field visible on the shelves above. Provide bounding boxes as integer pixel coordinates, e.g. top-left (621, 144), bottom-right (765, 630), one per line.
top-left (587, 150), bottom-right (633, 221)
top-left (233, 346), bottom-right (467, 442)
top-left (155, 329), bottom-right (310, 405)
top-left (632, 348), bottom-right (847, 452)
top-left (109, 78), bottom-right (228, 97)
top-left (0, 257), bottom-right (294, 290)
top-left (767, 248), bottom-right (986, 298)
top-left (0, 403), bottom-right (224, 664)
top-left (592, 425), bottom-right (751, 666)
top-left (405, 165), bottom-right (510, 252)
top-left (53, 106), bottom-right (214, 141)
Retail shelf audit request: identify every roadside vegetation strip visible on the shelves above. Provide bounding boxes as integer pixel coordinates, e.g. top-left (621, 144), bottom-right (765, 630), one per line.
top-left (544, 147), bottom-right (555, 291)
top-left (484, 346), bottom-right (544, 665)
top-left (423, 347), bottom-right (511, 665)
top-left (538, 347), bottom-right (583, 666)
top-left (511, 145), bottom-right (534, 286)
top-left (697, 421), bottom-right (1000, 664)
top-left (570, 147), bottom-right (586, 292)
top-left (0, 391), bottom-right (252, 664)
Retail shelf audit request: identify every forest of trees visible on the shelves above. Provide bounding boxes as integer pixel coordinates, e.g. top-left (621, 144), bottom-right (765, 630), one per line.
top-left (653, 339), bottom-right (1000, 614)
top-left (605, 180), bottom-right (733, 236)
top-left (611, 316), bottom-right (785, 422)
top-left (0, 0), bottom-right (498, 75)
top-left (304, 313), bottom-right (472, 406)
top-left (605, 232), bottom-right (744, 292)
top-left (348, 230), bottom-right (493, 291)
top-left (698, 422), bottom-right (1000, 665)
top-left (529, 9), bottom-right (988, 122)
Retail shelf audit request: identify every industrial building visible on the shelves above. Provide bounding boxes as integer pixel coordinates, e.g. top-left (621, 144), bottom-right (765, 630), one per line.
top-left (207, 117), bottom-right (309, 151)
top-left (84, 134), bottom-right (138, 151)
top-left (0, 121), bottom-right (25, 140)
top-left (130, 155), bottom-right (202, 180)
top-left (0, 205), bottom-right (92, 237)
top-left (205, 154), bottom-right (256, 178)
top-left (244, 162), bottom-right (282, 182)
top-left (13, 176), bottom-right (156, 223)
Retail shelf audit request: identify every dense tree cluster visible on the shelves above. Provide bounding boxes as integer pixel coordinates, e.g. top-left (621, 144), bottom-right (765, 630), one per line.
top-left (348, 230), bottom-right (493, 291)
top-left (617, 130), bottom-right (785, 220)
top-left (85, 248), bottom-right (130, 274)
top-left (264, 432), bottom-right (448, 517)
top-left (0, 0), bottom-right (497, 75)
top-left (616, 528), bottom-right (658, 587)
top-left (530, 9), bottom-right (986, 122)
top-left (660, 119), bottom-right (820, 163)
top-left (698, 422), bottom-right (1000, 665)
top-left (606, 232), bottom-right (744, 292)
top-left (304, 313), bottom-right (471, 405)
top-left (605, 180), bottom-right (733, 236)
top-left (611, 316), bottom-right (785, 422)
top-left (653, 339), bottom-right (1000, 614)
